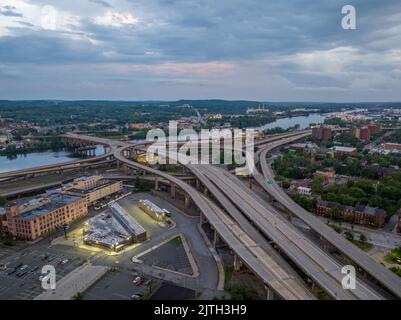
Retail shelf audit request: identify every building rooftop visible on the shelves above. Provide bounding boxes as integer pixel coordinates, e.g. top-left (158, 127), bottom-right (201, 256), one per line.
top-left (17, 193), bottom-right (83, 220)
top-left (66, 179), bottom-right (118, 195)
top-left (84, 203), bottom-right (145, 247)
top-left (318, 201), bottom-right (386, 218)
top-left (355, 205), bottom-right (386, 217)
top-left (139, 199), bottom-right (166, 219)
top-left (332, 146), bottom-right (357, 153)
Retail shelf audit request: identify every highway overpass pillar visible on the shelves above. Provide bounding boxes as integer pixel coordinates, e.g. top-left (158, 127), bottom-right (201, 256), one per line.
top-left (311, 282), bottom-right (320, 297)
top-left (154, 177), bottom-right (159, 191)
top-left (184, 195), bottom-right (190, 208)
top-left (200, 213), bottom-right (204, 225)
top-left (233, 255), bottom-right (242, 271)
top-left (171, 184), bottom-right (176, 199)
top-left (213, 230), bottom-right (224, 247)
top-left (264, 285), bottom-right (275, 300)
top-left (204, 187), bottom-right (209, 195)
top-left (248, 177), bottom-right (252, 189)
top-left (196, 179), bottom-right (201, 189)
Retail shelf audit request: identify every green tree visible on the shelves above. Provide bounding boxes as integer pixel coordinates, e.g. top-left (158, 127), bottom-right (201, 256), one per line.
top-left (0, 196), bottom-right (7, 206)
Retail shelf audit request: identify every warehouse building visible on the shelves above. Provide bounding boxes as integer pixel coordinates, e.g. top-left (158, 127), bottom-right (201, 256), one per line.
top-left (83, 202), bottom-right (146, 252)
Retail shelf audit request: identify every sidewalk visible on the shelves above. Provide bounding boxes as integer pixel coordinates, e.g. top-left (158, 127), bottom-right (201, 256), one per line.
top-left (35, 263), bottom-right (108, 300)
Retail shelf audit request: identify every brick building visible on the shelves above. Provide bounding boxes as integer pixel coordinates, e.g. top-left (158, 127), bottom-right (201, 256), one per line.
top-left (368, 122), bottom-right (381, 134)
top-left (312, 125), bottom-right (332, 141)
top-left (314, 169), bottom-right (336, 185)
top-left (316, 200), bottom-right (387, 228)
top-left (2, 193), bottom-right (87, 241)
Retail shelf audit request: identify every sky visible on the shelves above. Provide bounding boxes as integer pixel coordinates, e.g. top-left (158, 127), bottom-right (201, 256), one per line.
top-left (0, 0), bottom-right (400, 102)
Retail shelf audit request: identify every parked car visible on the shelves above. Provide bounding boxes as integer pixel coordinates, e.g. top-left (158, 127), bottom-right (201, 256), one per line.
top-left (20, 265), bottom-right (28, 271)
top-left (30, 266), bottom-right (39, 272)
top-left (133, 276), bottom-right (144, 286)
top-left (163, 209), bottom-right (171, 217)
top-left (0, 264), bottom-right (7, 271)
top-left (8, 268), bottom-right (18, 275)
top-left (61, 259), bottom-right (69, 265)
top-left (16, 271), bottom-right (27, 278)
top-left (130, 293), bottom-right (143, 300)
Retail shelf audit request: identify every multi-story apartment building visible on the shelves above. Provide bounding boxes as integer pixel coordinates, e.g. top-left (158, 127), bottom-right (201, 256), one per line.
top-left (65, 176), bottom-right (123, 205)
top-left (368, 122), bottom-right (381, 135)
top-left (352, 122), bottom-right (380, 142)
top-left (3, 193), bottom-right (87, 241)
top-left (312, 125), bottom-right (332, 141)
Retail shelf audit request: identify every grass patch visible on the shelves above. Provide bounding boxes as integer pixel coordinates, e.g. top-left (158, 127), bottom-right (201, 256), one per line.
top-left (224, 269), bottom-right (233, 286)
top-left (327, 223), bottom-right (344, 234)
top-left (389, 247), bottom-right (401, 263)
top-left (350, 239), bottom-right (373, 251)
top-left (389, 266), bottom-right (401, 277)
top-left (225, 285), bottom-right (258, 300)
top-left (170, 236), bottom-right (182, 246)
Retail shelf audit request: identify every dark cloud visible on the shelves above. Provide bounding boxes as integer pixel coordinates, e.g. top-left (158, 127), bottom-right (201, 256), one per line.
top-left (89, 0), bottom-right (113, 8)
top-left (0, 0), bottom-right (400, 100)
top-left (0, 5), bottom-right (23, 17)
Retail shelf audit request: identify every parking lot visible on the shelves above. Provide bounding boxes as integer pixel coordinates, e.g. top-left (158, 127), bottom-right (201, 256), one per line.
top-left (0, 248), bottom-right (85, 300)
top-left (84, 269), bottom-right (160, 300)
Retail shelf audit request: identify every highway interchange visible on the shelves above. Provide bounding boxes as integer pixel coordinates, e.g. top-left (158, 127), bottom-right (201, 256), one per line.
top-left (2, 130), bottom-right (401, 300)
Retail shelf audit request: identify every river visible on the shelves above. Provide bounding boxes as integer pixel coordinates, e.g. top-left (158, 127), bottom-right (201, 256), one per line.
top-left (0, 146), bottom-right (105, 173)
top-left (256, 113), bottom-right (329, 131)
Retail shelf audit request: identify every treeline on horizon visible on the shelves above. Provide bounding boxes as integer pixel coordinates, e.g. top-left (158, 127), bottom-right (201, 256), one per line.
top-left (1, 100), bottom-right (401, 126)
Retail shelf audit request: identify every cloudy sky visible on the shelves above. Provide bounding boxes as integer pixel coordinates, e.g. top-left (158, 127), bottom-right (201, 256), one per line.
top-left (0, 0), bottom-right (400, 101)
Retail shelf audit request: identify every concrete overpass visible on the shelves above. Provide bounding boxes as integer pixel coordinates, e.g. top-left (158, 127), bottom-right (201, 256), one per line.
top-left (56, 131), bottom-right (394, 299)
top-left (113, 144), bottom-right (315, 300)
top-left (189, 164), bottom-right (383, 300)
top-left (254, 132), bottom-right (401, 299)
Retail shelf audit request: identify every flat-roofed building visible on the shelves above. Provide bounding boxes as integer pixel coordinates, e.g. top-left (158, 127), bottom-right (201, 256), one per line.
top-left (314, 169), bottom-right (336, 185)
top-left (4, 193), bottom-right (87, 240)
top-left (83, 202), bottom-right (146, 251)
top-left (65, 176), bottom-right (123, 205)
top-left (383, 143), bottom-right (401, 151)
top-left (138, 199), bottom-right (167, 222)
top-left (331, 146), bottom-right (357, 158)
